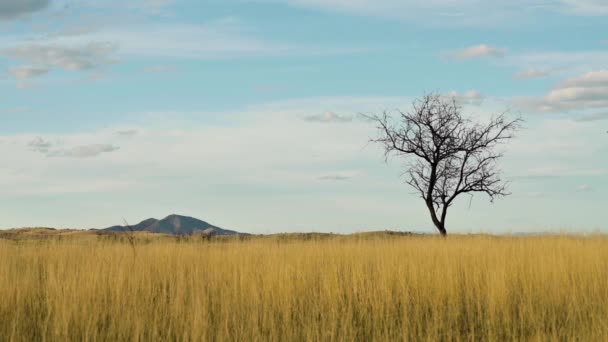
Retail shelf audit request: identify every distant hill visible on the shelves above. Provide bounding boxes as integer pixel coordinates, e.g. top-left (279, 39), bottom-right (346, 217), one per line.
top-left (103, 214), bottom-right (245, 236)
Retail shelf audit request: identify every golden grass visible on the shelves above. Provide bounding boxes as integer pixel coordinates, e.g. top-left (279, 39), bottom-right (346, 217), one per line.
top-left (1, 233), bottom-right (607, 341)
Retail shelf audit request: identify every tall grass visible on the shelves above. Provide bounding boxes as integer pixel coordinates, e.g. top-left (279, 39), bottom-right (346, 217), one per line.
top-left (1, 234), bottom-right (607, 341)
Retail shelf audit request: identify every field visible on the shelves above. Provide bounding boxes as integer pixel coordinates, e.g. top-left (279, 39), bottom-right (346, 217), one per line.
top-left (1, 230), bottom-right (607, 341)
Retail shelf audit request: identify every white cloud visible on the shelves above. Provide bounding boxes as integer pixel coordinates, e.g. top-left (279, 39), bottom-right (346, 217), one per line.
top-left (268, 0), bottom-right (608, 22)
top-left (27, 137), bottom-right (120, 158)
top-left (2, 96), bottom-right (607, 232)
top-left (8, 65), bottom-right (49, 79)
top-left (99, 24), bottom-right (357, 59)
top-left (28, 137), bottom-right (53, 153)
top-left (1, 42), bottom-right (119, 72)
top-left (141, 0), bottom-right (174, 13)
top-left (2, 96), bottom-right (396, 197)
top-left (557, 70), bottom-right (608, 88)
top-left (576, 112), bottom-right (608, 122)
top-left (447, 44), bottom-right (505, 59)
top-left (142, 65), bottom-right (176, 73)
top-left (304, 112), bottom-right (353, 123)
top-left (317, 171), bottom-right (362, 181)
top-left (114, 129), bottom-right (139, 137)
top-left (47, 144), bottom-right (120, 158)
top-left (513, 68), bottom-right (552, 80)
top-left (447, 90), bottom-right (485, 105)
top-left (559, 0), bottom-right (608, 14)
top-left (506, 118), bottom-right (606, 158)
top-left (508, 51), bottom-right (608, 75)
top-left (520, 166), bottom-right (605, 178)
top-left (576, 184), bottom-right (593, 192)
top-left (5, 107), bottom-right (33, 114)
top-left (0, 20), bottom-right (358, 78)
top-left (517, 70), bottom-right (608, 113)
top-left (0, 0), bottom-right (50, 21)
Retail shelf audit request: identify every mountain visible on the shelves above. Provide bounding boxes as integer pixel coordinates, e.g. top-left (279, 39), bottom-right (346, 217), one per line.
top-left (102, 215), bottom-right (244, 236)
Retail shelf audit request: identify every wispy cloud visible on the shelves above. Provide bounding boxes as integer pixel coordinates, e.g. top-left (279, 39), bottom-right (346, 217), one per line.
top-left (4, 107), bottom-right (33, 114)
top-left (560, 0), bottom-right (608, 15)
top-left (269, 0), bottom-right (608, 22)
top-left (447, 90), bottom-right (485, 105)
top-left (142, 65), bottom-right (176, 73)
top-left (114, 129), bottom-right (139, 137)
top-left (261, 0), bottom-right (608, 27)
top-left (28, 137), bottom-right (53, 153)
top-left (8, 65), bottom-right (48, 79)
top-left (1, 42), bottom-right (119, 72)
top-left (575, 112), bottom-right (608, 122)
top-left (508, 50), bottom-right (608, 74)
top-left (446, 44), bottom-right (505, 59)
top-left (516, 70), bottom-right (608, 113)
top-left (518, 166), bottom-right (605, 179)
top-left (0, 0), bottom-right (50, 21)
top-left (1, 42), bottom-right (118, 86)
top-left (27, 137), bottom-right (120, 158)
top-left (304, 112), bottom-right (353, 123)
top-left (0, 20), bottom-right (360, 80)
top-left (47, 144), bottom-right (120, 158)
top-left (513, 68), bottom-right (552, 80)
top-left (576, 184), bottom-right (593, 192)
top-left (317, 171), bottom-right (361, 181)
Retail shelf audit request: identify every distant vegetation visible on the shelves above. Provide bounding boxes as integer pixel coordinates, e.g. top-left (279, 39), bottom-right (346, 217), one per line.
top-left (1, 231), bottom-right (607, 341)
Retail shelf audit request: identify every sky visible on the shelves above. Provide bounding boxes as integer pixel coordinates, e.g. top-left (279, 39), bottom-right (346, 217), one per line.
top-left (0, 0), bottom-right (607, 234)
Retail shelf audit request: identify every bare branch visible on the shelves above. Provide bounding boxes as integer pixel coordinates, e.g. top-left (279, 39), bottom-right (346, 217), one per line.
top-left (368, 92), bottom-right (521, 235)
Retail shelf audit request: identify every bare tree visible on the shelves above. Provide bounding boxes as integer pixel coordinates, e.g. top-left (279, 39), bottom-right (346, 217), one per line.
top-left (368, 93), bottom-right (522, 235)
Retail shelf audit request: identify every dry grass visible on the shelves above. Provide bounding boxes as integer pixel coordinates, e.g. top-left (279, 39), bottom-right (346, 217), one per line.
top-left (1, 233), bottom-right (607, 341)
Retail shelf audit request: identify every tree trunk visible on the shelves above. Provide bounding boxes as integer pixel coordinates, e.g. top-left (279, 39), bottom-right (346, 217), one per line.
top-left (435, 223), bottom-right (447, 236)
top-left (426, 201), bottom-right (447, 236)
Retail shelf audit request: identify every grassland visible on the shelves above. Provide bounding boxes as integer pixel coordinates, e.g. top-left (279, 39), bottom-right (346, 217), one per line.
top-left (1, 230), bottom-right (607, 341)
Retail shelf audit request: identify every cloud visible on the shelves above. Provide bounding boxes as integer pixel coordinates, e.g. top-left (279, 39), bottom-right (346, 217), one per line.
top-left (0, 0), bottom-right (50, 21)
top-left (0, 20), bottom-right (359, 73)
top-left (3, 107), bottom-right (33, 114)
top-left (317, 171), bottom-right (361, 181)
top-left (304, 112), bottom-right (353, 123)
top-left (576, 184), bottom-right (593, 192)
top-left (557, 70), bottom-right (608, 88)
top-left (47, 144), bottom-right (120, 158)
top-left (575, 112), bottom-right (608, 122)
top-left (447, 44), bottom-right (505, 59)
top-left (28, 137), bottom-right (53, 153)
top-left (142, 65), bottom-right (176, 73)
top-left (102, 24), bottom-right (358, 59)
top-left (138, 0), bottom-right (175, 16)
top-left (43, 27), bottom-right (100, 39)
top-left (1, 42), bottom-right (119, 72)
top-left (267, 0), bottom-right (608, 23)
top-left (518, 166), bottom-right (605, 179)
top-left (513, 68), bottom-right (552, 80)
top-left (114, 129), bottom-right (139, 137)
top-left (447, 90), bottom-right (485, 105)
top-left (27, 138), bottom-right (120, 158)
top-left (2, 97), bottom-right (607, 231)
top-left (559, 0), bottom-right (608, 14)
top-left (518, 191), bottom-right (546, 199)
top-left (516, 70), bottom-right (608, 113)
top-left (508, 51), bottom-right (608, 75)
top-left (143, 0), bottom-right (173, 7)
top-left (8, 65), bottom-right (50, 79)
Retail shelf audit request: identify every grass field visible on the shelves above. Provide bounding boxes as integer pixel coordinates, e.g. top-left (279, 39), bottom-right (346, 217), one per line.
top-left (1, 231), bottom-right (607, 341)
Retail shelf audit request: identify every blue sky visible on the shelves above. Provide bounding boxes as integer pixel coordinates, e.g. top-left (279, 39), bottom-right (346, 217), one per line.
top-left (0, 0), bottom-right (607, 233)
